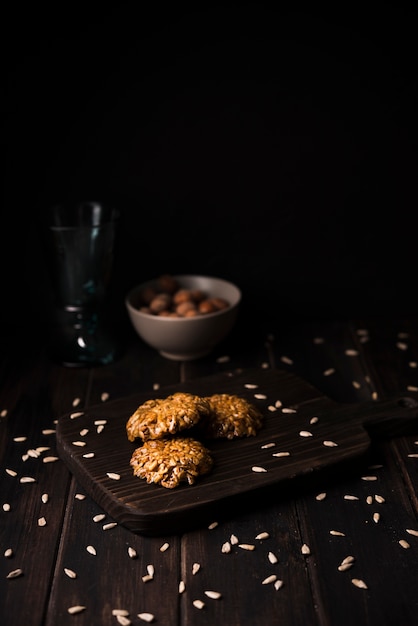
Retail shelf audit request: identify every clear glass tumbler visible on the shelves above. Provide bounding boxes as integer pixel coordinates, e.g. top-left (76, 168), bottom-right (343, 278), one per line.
top-left (42, 200), bottom-right (120, 367)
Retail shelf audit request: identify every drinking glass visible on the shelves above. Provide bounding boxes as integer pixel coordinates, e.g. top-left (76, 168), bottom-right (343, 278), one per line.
top-left (42, 200), bottom-right (120, 367)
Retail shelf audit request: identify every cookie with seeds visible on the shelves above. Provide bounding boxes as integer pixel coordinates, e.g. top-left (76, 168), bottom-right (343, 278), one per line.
top-left (130, 437), bottom-right (214, 489)
top-left (200, 393), bottom-right (264, 439)
top-left (126, 392), bottom-right (211, 442)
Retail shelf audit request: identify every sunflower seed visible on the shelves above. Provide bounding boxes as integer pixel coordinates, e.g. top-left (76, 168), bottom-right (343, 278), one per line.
top-left (221, 541), bottom-right (231, 553)
top-left (230, 534), bottom-right (239, 545)
top-left (72, 397), bottom-right (81, 407)
top-left (268, 551), bottom-right (278, 564)
top-left (67, 605), bottom-right (86, 614)
top-left (366, 495), bottom-right (373, 504)
top-left (345, 349), bottom-right (359, 356)
top-left (323, 368), bottom-right (335, 376)
top-left (273, 451), bottom-right (290, 458)
top-left (75, 493), bottom-right (86, 500)
top-left (97, 425), bottom-right (105, 434)
top-left (79, 428), bottom-right (89, 436)
top-left (128, 546), bottom-right (137, 559)
top-left (239, 544), bottom-right (255, 551)
top-left (116, 615), bottom-right (131, 626)
top-left (316, 492), bottom-right (327, 501)
top-left (205, 590), bottom-right (222, 599)
top-left (112, 610), bottom-right (129, 617)
top-left (93, 514), bottom-right (106, 523)
top-left (101, 392), bottom-right (110, 402)
top-left (208, 521), bottom-right (218, 529)
top-left (338, 562), bottom-right (353, 571)
top-left (179, 580), bottom-right (186, 593)
top-left (244, 384), bottom-right (258, 389)
top-left (344, 495), bottom-right (359, 501)
top-left (399, 539), bottom-right (410, 549)
top-left (86, 545), bottom-right (96, 555)
top-left (301, 544), bottom-right (311, 555)
top-left (103, 522), bottom-right (117, 531)
top-left (280, 356), bottom-right (294, 365)
top-left (361, 476), bottom-right (377, 481)
top-left (42, 429), bottom-right (56, 435)
top-left (330, 530), bottom-right (345, 536)
top-left (20, 476), bottom-right (35, 483)
top-left (83, 452), bottom-right (95, 458)
top-left (160, 542), bottom-right (170, 552)
top-left (274, 579), bottom-right (284, 590)
top-left (13, 436), bottom-right (27, 442)
top-left (3, 503), bottom-right (10, 512)
top-left (192, 562), bottom-right (200, 574)
top-left (4, 548), bottom-right (13, 558)
top-left (106, 472), bottom-right (120, 480)
top-left (1, 409), bottom-right (8, 417)
top-left (299, 430), bottom-right (313, 437)
top-left (94, 420), bottom-right (107, 425)
top-left (6, 568), bottom-right (23, 579)
top-left (38, 517), bottom-right (47, 527)
top-left (41, 493), bottom-right (49, 503)
top-left (352, 380), bottom-right (361, 389)
top-left (267, 405), bottom-right (278, 412)
top-left (351, 578), bottom-right (368, 589)
top-left (282, 407), bottom-right (297, 414)
top-left (193, 600), bottom-right (205, 609)
top-left (323, 440), bottom-right (338, 447)
top-left (255, 532), bottom-right (269, 540)
top-left (138, 613), bottom-right (155, 623)
top-left (373, 513), bottom-right (380, 523)
top-left (64, 568), bottom-right (77, 579)
top-left (254, 393), bottom-right (267, 399)
top-left (252, 466), bottom-right (267, 473)
top-left (310, 416), bottom-right (319, 424)
top-left (70, 412), bottom-right (84, 419)
top-left (6, 469), bottom-right (17, 477)
top-left (147, 564), bottom-right (155, 577)
top-left (72, 441), bottom-right (86, 447)
top-left (43, 456), bottom-right (59, 463)
top-left (142, 574), bottom-right (153, 582)
top-left (406, 529), bottom-right (418, 537)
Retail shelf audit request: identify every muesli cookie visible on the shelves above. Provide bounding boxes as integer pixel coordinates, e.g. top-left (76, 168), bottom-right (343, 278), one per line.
top-left (126, 392), bottom-right (211, 442)
top-left (130, 437), bottom-right (214, 489)
top-left (200, 393), bottom-right (264, 439)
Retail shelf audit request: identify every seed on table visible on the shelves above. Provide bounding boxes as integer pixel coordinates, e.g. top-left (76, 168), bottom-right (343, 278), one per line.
top-left (67, 605), bottom-right (86, 614)
top-left (106, 472), bottom-right (121, 480)
top-left (79, 428), bottom-right (89, 436)
top-left (86, 545), bottom-right (96, 555)
top-left (262, 574), bottom-right (277, 585)
top-left (399, 539), bottom-right (410, 549)
top-left (323, 368), bottom-right (335, 376)
top-left (93, 513), bottom-right (106, 522)
top-left (116, 615), bottom-right (131, 626)
top-left (268, 551), bottom-right (278, 564)
top-left (41, 493), bottom-right (49, 503)
top-left (252, 466), bottom-right (267, 473)
top-left (4, 548), bottom-right (13, 558)
top-left (83, 452), bottom-right (95, 458)
top-left (6, 469), bottom-right (17, 477)
top-left (1, 409), bottom-right (8, 417)
top-left (192, 562), bottom-right (200, 574)
top-left (20, 476), bottom-right (36, 483)
top-left (64, 568), bottom-right (77, 579)
top-left (330, 530), bottom-right (345, 536)
top-left (268, 405), bottom-right (278, 412)
top-left (179, 580), bottom-right (186, 593)
top-left (316, 492), bottom-right (327, 501)
top-left (373, 513), bottom-right (380, 523)
top-left (38, 517), bottom-right (47, 526)
top-left (351, 578), bottom-right (368, 589)
top-left (43, 456), bottom-right (59, 463)
top-left (72, 441), bottom-right (86, 447)
top-left (208, 521), bottom-right (218, 529)
top-left (280, 356), bottom-right (294, 365)
top-left (94, 420), bottom-right (107, 426)
top-left (221, 541), bottom-right (231, 553)
top-left (42, 429), bottom-right (56, 435)
top-left (72, 397), bottom-right (81, 407)
top-left (75, 493), bottom-right (86, 500)
top-left (13, 436), bottom-right (27, 442)
top-left (3, 503), bottom-right (10, 512)
top-left (361, 476), bottom-right (377, 481)
top-left (366, 495), bottom-right (373, 504)
top-left (193, 600), bottom-right (205, 609)
top-left (338, 562), bottom-right (353, 571)
top-left (244, 384), bottom-right (258, 389)
top-left (299, 431), bottom-right (313, 437)
top-left (97, 425), bottom-right (105, 434)
top-left (230, 534), bottom-right (239, 545)
top-left (113, 610), bottom-right (129, 617)
top-left (70, 412), bottom-right (84, 420)
top-left (204, 590), bottom-right (222, 599)
top-left (255, 532), bottom-right (269, 540)
top-left (160, 542), bottom-right (170, 552)
top-left (254, 393), bottom-right (267, 399)
top-left (344, 495), bottom-right (359, 501)
top-left (323, 440), bottom-right (338, 447)
top-left (138, 613), bottom-right (155, 623)
top-left (352, 380), bottom-right (361, 389)
top-left (406, 529), bottom-right (418, 537)
top-left (101, 392), bottom-right (110, 402)
top-left (282, 408), bottom-right (297, 414)
top-left (238, 544), bottom-right (255, 551)
top-left (273, 451), bottom-right (290, 458)
top-left (407, 385), bottom-right (418, 392)
top-left (274, 579), bottom-right (284, 590)
top-left (147, 564), bottom-right (155, 577)
top-left (216, 355), bottom-right (230, 363)
top-left (6, 568), bottom-right (23, 579)
top-left (128, 546), bottom-right (137, 559)
top-left (103, 522), bottom-right (117, 531)
top-left (262, 443), bottom-right (276, 449)
top-left (345, 349), bottom-right (359, 356)
top-left (301, 544), bottom-right (311, 555)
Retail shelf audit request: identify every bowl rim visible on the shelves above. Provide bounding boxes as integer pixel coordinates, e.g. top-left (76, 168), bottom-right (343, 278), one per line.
top-left (125, 274), bottom-right (241, 322)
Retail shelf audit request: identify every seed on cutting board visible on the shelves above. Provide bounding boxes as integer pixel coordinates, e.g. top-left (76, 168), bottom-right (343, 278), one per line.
top-left (72, 397), bottom-right (81, 407)
top-left (282, 407), bottom-right (297, 414)
top-left (20, 476), bottom-right (36, 483)
top-left (205, 590), bottom-right (222, 599)
top-left (301, 544), bottom-right (311, 555)
top-left (43, 456), bottom-right (59, 463)
top-left (101, 392), bottom-right (110, 402)
top-left (72, 441), bottom-right (86, 447)
top-left (255, 532), bottom-right (269, 540)
top-left (4, 548), bottom-right (13, 558)
top-left (128, 546), bottom-right (137, 559)
top-left (160, 542), bottom-right (170, 552)
top-left (299, 430), bottom-right (313, 437)
top-left (3, 503), bottom-right (10, 512)
top-left (323, 368), bottom-right (335, 376)
top-left (6, 568), bottom-right (23, 579)
top-left (86, 545), bottom-right (96, 555)
top-left (64, 568), bottom-right (77, 579)
top-left (38, 517), bottom-right (47, 526)
top-left (262, 574), bottom-right (277, 585)
top-left (179, 580), bottom-right (186, 593)
top-left (344, 495), bottom-right (359, 501)
top-left (316, 492), bottom-right (327, 501)
top-left (67, 605), bottom-right (86, 614)
top-left (399, 539), bottom-right (410, 549)
top-left (221, 541), bottom-right (231, 553)
top-left (252, 466), bottom-right (267, 473)
top-left (106, 472), bottom-right (121, 480)
top-left (273, 451), bottom-right (290, 458)
top-left (70, 412), bottom-right (84, 419)
top-left (103, 522), bottom-right (117, 531)
top-left (330, 530), bottom-right (345, 536)
top-left (6, 468), bottom-right (17, 477)
top-left (138, 613), bottom-right (155, 623)
top-left (239, 544), bottom-right (255, 551)
top-left (323, 440), bottom-right (338, 447)
top-left (261, 442), bottom-right (276, 448)
top-left (192, 562), bottom-right (200, 574)
top-left (406, 529), bottom-right (418, 537)
top-left (13, 436), bottom-right (27, 442)
top-left (193, 600), bottom-right (205, 609)
top-left (407, 385), bottom-right (418, 392)
top-left (93, 513), bottom-right (106, 522)
top-left (83, 452), bottom-right (95, 458)
top-left (75, 493), bottom-right (86, 500)
top-left (361, 476), bottom-right (377, 481)
top-left (268, 551), bottom-right (278, 564)
top-left (351, 578), bottom-right (368, 589)
top-left (274, 579), bottom-right (284, 590)
top-left (116, 615), bottom-right (131, 626)
top-left (373, 513), bottom-right (380, 523)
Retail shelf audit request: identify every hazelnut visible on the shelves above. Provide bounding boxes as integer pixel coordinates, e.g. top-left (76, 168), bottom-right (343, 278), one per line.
top-left (149, 293), bottom-right (172, 314)
top-left (172, 289), bottom-right (194, 305)
top-left (176, 301), bottom-right (197, 317)
top-left (158, 274), bottom-right (179, 294)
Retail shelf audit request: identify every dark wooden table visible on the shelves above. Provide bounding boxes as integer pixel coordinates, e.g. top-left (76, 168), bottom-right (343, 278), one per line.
top-left (1, 313), bottom-right (417, 626)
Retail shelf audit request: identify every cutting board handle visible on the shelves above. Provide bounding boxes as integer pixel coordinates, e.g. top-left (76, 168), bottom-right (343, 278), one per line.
top-left (358, 394), bottom-right (418, 439)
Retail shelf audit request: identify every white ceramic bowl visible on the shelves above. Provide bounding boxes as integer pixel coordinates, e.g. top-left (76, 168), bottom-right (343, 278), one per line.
top-left (125, 275), bottom-right (241, 360)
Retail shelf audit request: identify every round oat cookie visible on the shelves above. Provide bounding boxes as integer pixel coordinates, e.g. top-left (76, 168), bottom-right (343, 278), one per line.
top-left (200, 393), bottom-right (264, 439)
top-left (126, 392), bottom-right (211, 442)
top-left (130, 437), bottom-right (214, 489)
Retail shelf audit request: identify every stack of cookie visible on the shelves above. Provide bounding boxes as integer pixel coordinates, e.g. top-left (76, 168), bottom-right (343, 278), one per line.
top-left (126, 392), bottom-right (264, 489)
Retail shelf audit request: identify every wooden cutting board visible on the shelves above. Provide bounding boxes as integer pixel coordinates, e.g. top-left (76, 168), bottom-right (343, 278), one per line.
top-left (56, 368), bottom-right (418, 536)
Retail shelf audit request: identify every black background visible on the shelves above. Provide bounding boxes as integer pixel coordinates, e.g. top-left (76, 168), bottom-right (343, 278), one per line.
top-left (3, 2), bottom-right (418, 346)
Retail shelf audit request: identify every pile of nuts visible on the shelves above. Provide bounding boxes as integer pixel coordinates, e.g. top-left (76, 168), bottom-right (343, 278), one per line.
top-left (136, 274), bottom-right (230, 318)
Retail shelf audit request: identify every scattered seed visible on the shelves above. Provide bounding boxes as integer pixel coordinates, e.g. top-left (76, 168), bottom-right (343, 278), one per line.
top-left (79, 428), bottom-right (89, 437)
top-left (254, 393), bottom-right (267, 400)
top-left (20, 476), bottom-right (36, 483)
top-left (116, 615), bottom-right (131, 626)
top-left (4, 548), bottom-right (13, 558)
top-left (74, 493), bottom-right (86, 500)
top-left (407, 454), bottom-right (418, 458)
top-left (41, 493), bottom-right (49, 503)
top-left (373, 513), bottom-right (380, 523)
top-left (64, 568), bottom-right (77, 579)
top-left (323, 368), bottom-right (335, 376)
top-left (316, 492), bottom-right (327, 501)
top-left (275, 400), bottom-right (283, 408)
top-left (230, 534), bottom-right (239, 545)
top-left (372, 391), bottom-right (379, 400)
top-left (43, 456), bottom-right (59, 463)
top-left (255, 532), bottom-right (269, 540)
top-left (38, 517), bottom-right (47, 527)
top-left (299, 430), bottom-right (313, 437)
top-left (70, 412), bottom-right (84, 419)
top-left (406, 529), bottom-right (418, 537)
top-left (208, 521), bottom-right (218, 529)
top-left (301, 544), bottom-right (311, 555)
top-left (344, 495), bottom-right (359, 501)
top-left (216, 355), bottom-right (230, 363)
top-left (338, 562), bottom-right (353, 571)
top-left (142, 574), bottom-right (153, 582)
top-left (366, 495), bottom-right (373, 504)
top-left (179, 580), bottom-right (186, 593)
top-left (72, 441), bottom-right (86, 447)
top-left (22, 454), bottom-right (29, 462)
top-left (399, 539), bottom-right (410, 549)
top-left (72, 397), bottom-right (81, 407)
top-left (267, 405), bottom-right (278, 412)
top-left (86, 545), bottom-right (96, 555)
top-left (351, 578), bottom-right (368, 589)
top-left (153, 382), bottom-right (161, 391)
top-left (103, 522), bottom-right (117, 531)
top-left (273, 451), bottom-right (290, 458)
top-left (6, 568), bottom-right (23, 579)
top-left (83, 452), bottom-right (95, 458)
top-left (221, 541), bottom-right (231, 553)
top-left (192, 562), bottom-right (200, 574)
top-left (345, 349), bottom-right (359, 356)
top-left (205, 590), bottom-right (222, 599)
top-left (97, 424), bottom-right (105, 434)
top-left (282, 407), bottom-right (297, 414)
top-left (193, 600), bottom-right (205, 609)
top-left (341, 556), bottom-right (355, 565)
top-left (239, 543), bottom-right (255, 551)
top-left (42, 429), bottom-right (56, 435)
top-left (330, 530), bottom-right (345, 536)
top-left (13, 436), bottom-right (27, 442)
top-left (268, 551), bottom-right (278, 564)
top-left (67, 606), bottom-right (86, 614)
top-left (160, 542), bottom-right (170, 552)
top-left (407, 385), bottom-right (418, 392)
top-left (323, 440), bottom-right (338, 447)
top-left (128, 546), bottom-right (137, 559)
top-left (262, 574), bottom-right (277, 585)
top-left (93, 514), bottom-right (106, 523)
top-left (101, 392), bottom-right (110, 402)
top-left (310, 416), bottom-right (319, 424)
top-left (94, 420), bottom-right (107, 426)
top-left (3, 503), bottom-right (10, 512)
top-left (6, 469), bottom-right (17, 477)
top-left (396, 342), bottom-right (408, 351)
top-left (112, 609), bottom-right (129, 617)
top-left (138, 613), bottom-right (155, 623)
top-left (1, 409), bottom-right (8, 417)
top-left (274, 579), bottom-right (284, 590)
top-left (244, 383), bottom-right (258, 389)
top-left (106, 472), bottom-right (121, 480)
top-left (361, 476), bottom-right (377, 481)
top-left (252, 466), bottom-right (267, 473)
top-left (147, 564), bottom-right (155, 577)
top-left (262, 442), bottom-right (276, 449)
top-left (280, 356), bottom-right (293, 365)
top-left (352, 380), bottom-right (361, 389)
